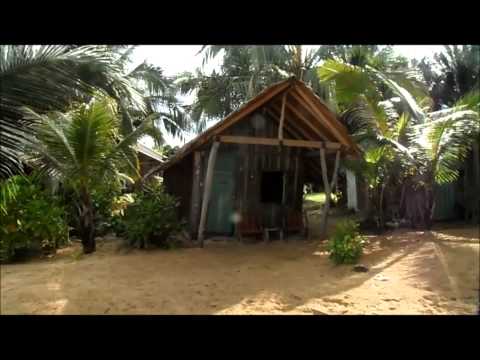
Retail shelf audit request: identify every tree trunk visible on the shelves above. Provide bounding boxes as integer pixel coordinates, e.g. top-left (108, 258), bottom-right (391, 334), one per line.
top-left (379, 183), bottom-right (386, 229)
top-left (425, 186), bottom-right (435, 230)
top-left (79, 185), bottom-right (96, 254)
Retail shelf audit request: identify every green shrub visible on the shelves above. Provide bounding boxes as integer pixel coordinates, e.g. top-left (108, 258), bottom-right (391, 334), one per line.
top-left (0, 175), bottom-right (69, 263)
top-left (327, 219), bottom-right (365, 264)
top-left (91, 178), bottom-right (125, 236)
top-left (121, 180), bottom-right (184, 249)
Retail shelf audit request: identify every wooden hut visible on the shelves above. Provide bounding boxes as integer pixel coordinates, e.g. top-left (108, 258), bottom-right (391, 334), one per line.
top-left (160, 78), bottom-right (360, 245)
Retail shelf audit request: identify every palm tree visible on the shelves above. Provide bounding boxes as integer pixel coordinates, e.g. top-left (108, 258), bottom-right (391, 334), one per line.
top-left (112, 46), bottom-right (189, 144)
top-left (0, 45), bottom-right (144, 179)
top-left (416, 45), bottom-right (480, 110)
top-left (317, 56), bottom-right (434, 228)
top-left (0, 45), bottom-right (190, 180)
top-left (319, 56), bottom-right (480, 229)
top-left (404, 92), bottom-right (480, 228)
top-left (26, 96), bottom-right (157, 253)
top-left (176, 45), bottom-right (333, 132)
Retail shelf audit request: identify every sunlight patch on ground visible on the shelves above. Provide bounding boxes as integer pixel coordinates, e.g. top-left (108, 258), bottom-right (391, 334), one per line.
top-left (46, 299), bottom-right (68, 314)
top-left (432, 231), bottom-right (480, 243)
top-left (46, 282), bottom-right (61, 291)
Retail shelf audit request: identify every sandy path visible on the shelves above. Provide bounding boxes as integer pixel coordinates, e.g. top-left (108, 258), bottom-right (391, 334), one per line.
top-left (1, 226), bottom-right (478, 315)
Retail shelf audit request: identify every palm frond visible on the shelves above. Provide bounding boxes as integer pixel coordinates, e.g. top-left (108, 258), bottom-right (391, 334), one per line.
top-left (411, 108), bottom-right (480, 184)
top-left (0, 45), bottom-right (140, 179)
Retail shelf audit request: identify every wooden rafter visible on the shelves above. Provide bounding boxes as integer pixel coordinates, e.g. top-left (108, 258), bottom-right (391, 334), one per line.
top-left (288, 89), bottom-right (346, 145)
top-left (271, 98), bottom-right (332, 143)
top-left (265, 106), bottom-right (314, 142)
top-left (282, 94), bottom-right (334, 141)
top-left (292, 84), bottom-right (356, 151)
top-left (278, 91), bottom-right (287, 140)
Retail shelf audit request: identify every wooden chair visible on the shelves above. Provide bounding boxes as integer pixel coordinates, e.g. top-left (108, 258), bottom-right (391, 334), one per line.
top-left (236, 214), bottom-right (263, 242)
top-left (283, 209), bottom-right (309, 240)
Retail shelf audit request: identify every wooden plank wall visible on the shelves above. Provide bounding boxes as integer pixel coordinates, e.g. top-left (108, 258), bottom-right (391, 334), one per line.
top-left (163, 153), bottom-right (194, 226)
top-left (164, 111), bottom-right (307, 235)
top-left (219, 112), bottom-right (305, 229)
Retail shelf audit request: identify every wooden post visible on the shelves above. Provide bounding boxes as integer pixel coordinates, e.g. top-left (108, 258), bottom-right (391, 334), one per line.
top-left (293, 150), bottom-right (299, 207)
top-left (198, 141), bottom-right (220, 247)
top-left (190, 151), bottom-right (201, 235)
top-left (319, 149), bottom-right (341, 238)
top-left (346, 169), bottom-right (358, 211)
top-left (278, 92), bottom-right (287, 140)
top-left (330, 149), bottom-right (341, 193)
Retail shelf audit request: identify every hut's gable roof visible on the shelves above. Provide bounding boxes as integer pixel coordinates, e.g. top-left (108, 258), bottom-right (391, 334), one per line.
top-left (161, 78), bottom-right (359, 170)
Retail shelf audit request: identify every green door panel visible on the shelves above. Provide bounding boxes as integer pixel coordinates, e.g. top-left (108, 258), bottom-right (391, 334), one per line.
top-left (207, 151), bottom-right (236, 234)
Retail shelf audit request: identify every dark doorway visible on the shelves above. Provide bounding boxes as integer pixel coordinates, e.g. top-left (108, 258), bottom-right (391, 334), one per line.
top-left (261, 171), bottom-right (284, 204)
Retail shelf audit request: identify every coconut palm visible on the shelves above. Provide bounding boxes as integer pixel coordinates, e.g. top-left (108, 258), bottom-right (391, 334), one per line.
top-left (176, 45), bottom-right (332, 132)
top-left (317, 57), bottom-right (433, 228)
top-left (320, 56), bottom-right (480, 228)
top-left (404, 91), bottom-right (480, 228)
top-left (0, 45), bottom-right (190, 181)
top-left (25, 96), bottom-right (157, 253)
top-left (0, 45), bottom-right (146, 180)
top-left (416, 45), bottom-right (480, 110)
top-left (113, 46), bottom-right (189, 144)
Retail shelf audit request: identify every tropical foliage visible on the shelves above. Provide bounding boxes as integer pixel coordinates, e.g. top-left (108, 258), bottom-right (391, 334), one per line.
top-left (318, 49), bottom-right (479, 229)
top-left (328, 219), bottom-right (365, 264)
top-left (0, 174), bottom-right (69, 262)
top-left (415, 45), bottom-right (479, 109)
top-left (176, 45), bottom-right (335, 132)
top-left (26, 96), bottom-right (157, 253)
top-left (1, 44), bottom-right (478, 263)
top-left (0, 45), bottom-right (188, 179)
top-left (121, 178), bottom-right (184, 249)
top-left (0, 45), bottom-right (141, 179)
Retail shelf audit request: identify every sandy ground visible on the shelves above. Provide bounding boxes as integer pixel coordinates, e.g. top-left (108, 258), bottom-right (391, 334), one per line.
top-left (1, 225), bottom-right (479, 315)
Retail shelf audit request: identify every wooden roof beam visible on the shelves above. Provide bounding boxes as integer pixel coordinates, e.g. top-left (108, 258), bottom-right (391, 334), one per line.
top-left (265, 106), bottom-right (314, 142)
top-left (219, 136), bottom-right (341, 151)
top-left (283, 99), bottom-right (332, 141)
top-left (271, 99), bottom-right (331, 143)
top-left (289, 87), bottom-right (350, 147)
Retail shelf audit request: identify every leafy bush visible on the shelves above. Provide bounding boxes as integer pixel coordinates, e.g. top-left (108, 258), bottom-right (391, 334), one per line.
top-left (0, 175), bottom-right (69, 263)
top-left (327, 219), bottom-right (366, 264)
top-left (91, 178), bottom-right (132, 236)
top-left (121, 179), bottom-right (184, 249)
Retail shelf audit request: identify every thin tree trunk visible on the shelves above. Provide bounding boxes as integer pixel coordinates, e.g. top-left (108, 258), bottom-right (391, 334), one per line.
top-left (79, 185), bottom-right (96, 254)
top-left (379, 183), bottom-right (386, 229)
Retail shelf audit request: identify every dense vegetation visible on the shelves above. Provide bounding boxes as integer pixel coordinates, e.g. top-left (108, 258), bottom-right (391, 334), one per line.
top-left (0, 44), bottom-right (478, 263)
top-left (121, 179), bottom-right (184, 249)
top-left (0, 175), bottom-right (69, 262)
